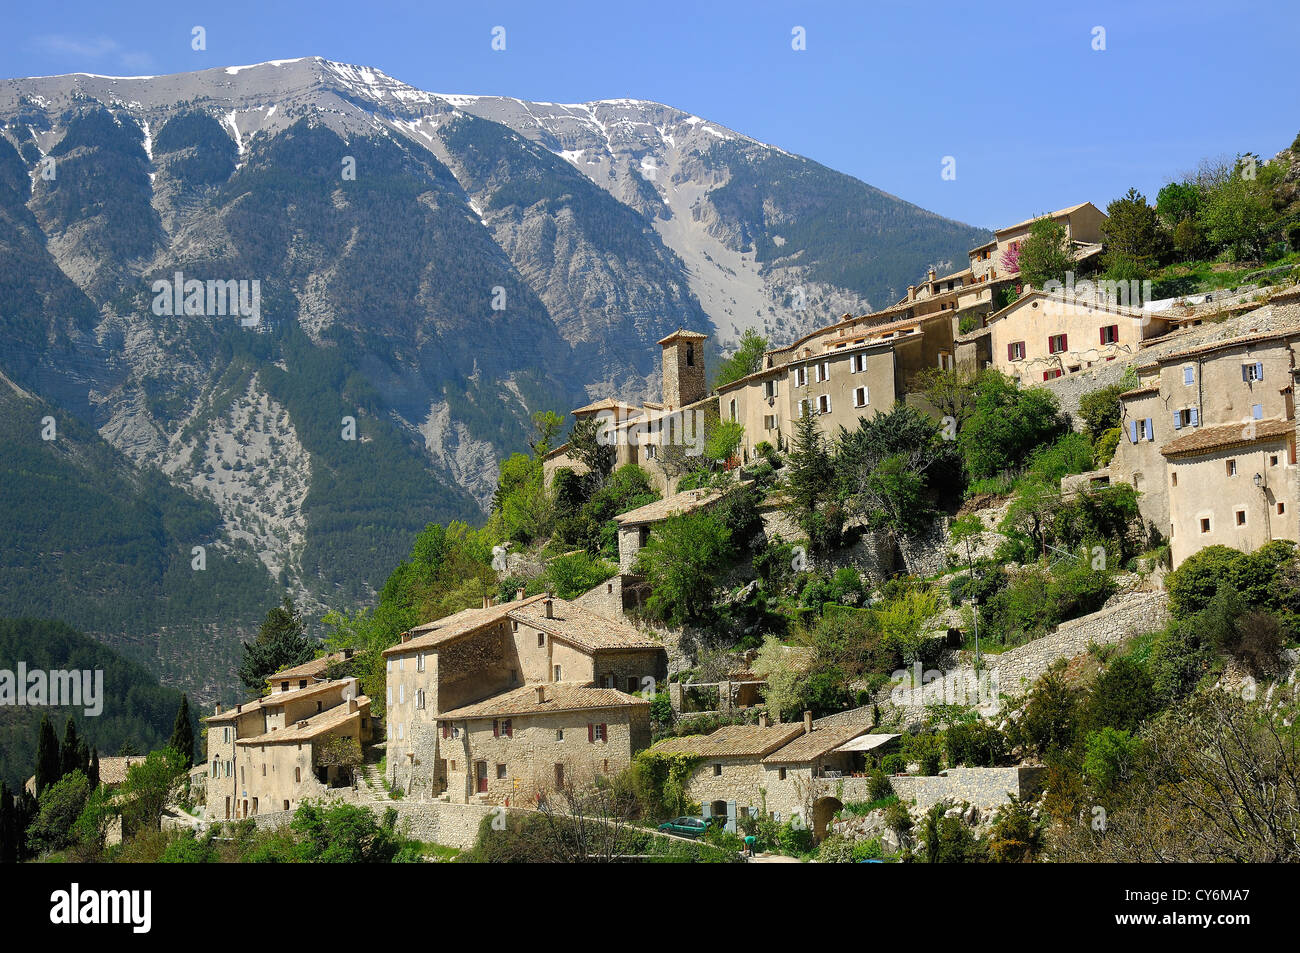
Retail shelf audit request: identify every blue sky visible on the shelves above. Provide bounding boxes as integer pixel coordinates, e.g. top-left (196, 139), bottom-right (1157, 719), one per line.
top-left (5, 0), bottom-right (1299, 229)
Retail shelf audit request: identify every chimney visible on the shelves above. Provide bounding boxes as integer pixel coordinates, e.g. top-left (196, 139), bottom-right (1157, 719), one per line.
top-left (235, 704), bottom-right (243, 714)
top-left (348, 697), bottom-right (359, 713)
top-left (803, 710), bottom-right (813, 735)
top-left (544, 596), bottom-right (554, 619)
top-left (483, 595), bottom-right (491, 609)
top-left (401, 633), bottom-right (411, 644)
top-left (758, 712), bottom-right (769, 728)
top-left (516, 587), bottom-right (526, 601)
top-left (928, 266), bottom-right (937, 282)
top-left (907, 285), bottom-right (916, 302)
top-left (536, 685), bottom-right (546, 704)
top-left (214, 703), bottom-right (223, 715)
top-left (297, 720), bottom-right (309, 729)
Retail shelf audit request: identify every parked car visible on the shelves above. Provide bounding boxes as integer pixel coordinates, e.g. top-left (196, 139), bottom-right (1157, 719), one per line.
top-left (658, 816), bottom-right (711, 838)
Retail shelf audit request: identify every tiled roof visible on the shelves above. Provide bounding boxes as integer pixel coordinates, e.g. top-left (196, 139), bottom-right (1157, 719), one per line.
top-left (762, 724), bottom-right (872, 764)
top-left (438, 682), bottom-right (647, 720)
top-left (506, 598), bottom-right (661, 652)
top-left (383, 595), bottom-right (548, 657)
top-left (614, 488), bottom-right (721, 526)
top-left (571, 398), bottom-right (643, 416)
top-left (237, 697), bottom-right (369, 746)
top-left (206, 679), bottom-right (352, 722)
top-left (994, 201), bottom-right (1097, 236)
top-left (96, 756), bottom-right (140, 786)
top-left (1157, 327), bottom-right (1300, 363)
top-left (1160, 418), bottom-right (1293, 458)
top-left (648, 724), bottom-right (805, 759)
top-left (271, 651), bottom-right (350, 682)
top-left (657, 329), bottom-right (708, 345)
top-left (1119, 385), bottom-right (1160, 399)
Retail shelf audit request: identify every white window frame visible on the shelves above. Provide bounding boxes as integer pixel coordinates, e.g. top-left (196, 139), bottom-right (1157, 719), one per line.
top-left (853, 386), bottom-right (868, 408)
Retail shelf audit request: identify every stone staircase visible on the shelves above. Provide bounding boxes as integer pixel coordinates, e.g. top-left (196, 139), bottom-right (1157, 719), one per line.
top-left (356, 748), bottom-right (391, 802)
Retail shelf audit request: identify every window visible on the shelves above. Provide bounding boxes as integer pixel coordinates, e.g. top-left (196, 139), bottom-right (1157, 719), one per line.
top-left (778, 767), bottom-right (786, 780)
top-left (283, 800), bottom-right (290, 812)
top-left (1048, 333), bottom-right (1068, 354)
top-left (589, 723), bottom-right (607, 743)
top-left (1200, 517), bottom-right (1211, 534)
top-left (1043, 369), bottom-right (1063, 381)
top-left (685, 343), bottom-right (695, 367)
top-left (223, 727), bottom-right (230, 743)
top-left (280, 681), bottom-right (289, 693)
top-left (1243, 362), bottom-right (1264, 382)
top-left (493, 719), bottom-right (513, 738)
top-left (817, 394), bottom-right (831, 414)
top-left (1100, 325), bottom-right (1119, 345)
top-left (1007, 341), bottom-right (1026, 361)
top-left (1227, 459), bottom-right (1237, 476)
top-left (537, 632), bottom-right (545, 648)
top-left (764, 380), bottom-right (776, 399)
top-left (793, 366), bottom-right (807, 387)
top-left (1174, 407), bottom-right (1199, 429)
top-left (261, 764), bottom-right (266, 777)
top-left (1270, 454), bottom-right (1279, 466)
top-left (1236, 510), bottom-right (1247, 526)
top-left (853, 386), bottom-right (868, 408)
top-left (1128, 420), bottom-right (1138, 444)
top-left (1171, 472), bottom-right (1178, 487)
top-left (1278, 502), bottom-right (1286, 516)
top-left (294, 767), bottom-right (300, 783)
top-left (938, 351), bottom-right (954, 370)
top-left (556, 728), bottom-right (564, 742)
top-left (713, 763), bottom-right (722, 776)
top-left (416, 653), bottom-right (425, 672)
top-left (729, 398), bottom-right (737, 421)
top-left (496, 764), bottom-right (507, 780)
top-left (386, 687), bottom-right (392, 705)
top-left (1183, 366), bottom-right (1195, 386)
top-left (763, 414), bottom-right (776, 430)
top-left (399, 685), bottom-right (405, 705)
top-left (815, 361), bottom-right (830, 383)
top-left (554, 664), bottom-right (562, 680)
top-left (416, 689), bottom-right (425, 710)
top-left (1144, 418), bottom-right (1154, 441)
top-left (397, 723), bottom-right (404, 740)
top-left (626, 677), bottom-right (640, 693)
top-left (850, 353), bottom-right (867, 373)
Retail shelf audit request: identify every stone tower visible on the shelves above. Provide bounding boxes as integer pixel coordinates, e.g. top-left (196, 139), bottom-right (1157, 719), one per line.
top-left (658, 330), bottom-right (708, 409)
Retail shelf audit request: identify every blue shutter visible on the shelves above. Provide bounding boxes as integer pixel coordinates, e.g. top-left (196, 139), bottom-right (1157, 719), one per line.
top-left (1242, 364), bottom-right (1249, 382)
top-left (1253, 404), bottom-right (1263, 420)
top-left (1173, 412), bottom-right (1182, 430)
top-left (701, 803), bottom-right (712, 819)
top-left (1145, 418), bottom-right (1154, 440)
top-left (1190, 407), bottom-right (1199, 427)
top-left (1129, 421), bottom-right (1138, 443)
top-left (725, 801), bottom-right (737, 834)
top-left (1256, 362), bottom-right (1264, 381)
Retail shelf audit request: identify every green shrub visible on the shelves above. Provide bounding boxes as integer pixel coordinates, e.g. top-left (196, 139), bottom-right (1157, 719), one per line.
top-left (816, 834), bottom-right (856, 863)
top-left (944, 722), bottom-right (1008, 767)
top-left (851, 837), bottom-right (884, 861)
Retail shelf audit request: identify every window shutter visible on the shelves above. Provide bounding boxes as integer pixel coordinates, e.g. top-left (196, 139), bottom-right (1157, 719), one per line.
top-left (1007, 343), bottom-right (1014, 361)
top-left (493, 720), bottom-right (499, 738)
top-left (1256, 362), bottom-right (1264, 381)
top-left (442, 723), bottom-right (449, 739)
top-left (1190, 407), bottom-right (1199, 426)
top-left (1129, 420), bottom-right (1138, 443)
top-left (1061, 333), bottom-right (1068, 351)
top-left (1100, 327), bottom-right (1106, 345)
top-left (1242, 364), bottom-right (1249, 382)
top-left (506, 721), bottom-right (513, 738)
top-left (587, 723), bottom-right (594, 743)
top-left (1173, 412), bottom-right (1182, 430)
top-left (601, 723), bottom-right (607, 742)
top-left (1145, 419), bottom-right (1153, 440)
top-left (1254, 404), bottom-right (1263, 420)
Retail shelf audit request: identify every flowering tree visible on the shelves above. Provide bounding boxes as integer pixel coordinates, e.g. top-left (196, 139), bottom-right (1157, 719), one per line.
top-left (999, 241), bottom-right (1021, 275)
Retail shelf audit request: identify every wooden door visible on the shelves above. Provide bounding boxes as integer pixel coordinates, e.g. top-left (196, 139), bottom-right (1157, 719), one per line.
top-left (476, 761), bottom-right (487, 793)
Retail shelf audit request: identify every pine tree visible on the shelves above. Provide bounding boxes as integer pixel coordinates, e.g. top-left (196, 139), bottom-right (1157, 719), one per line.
top-left (238, 595), bottom-right (317, 695)
top-left (34, 714), bottom-right (60, 796)
top-left (169, 694), bottom-right (195, 768)
top-left (783, 410), bottom-right (839, 555)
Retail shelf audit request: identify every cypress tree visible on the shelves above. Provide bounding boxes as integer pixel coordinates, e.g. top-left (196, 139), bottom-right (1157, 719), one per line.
top-left (34, 714), bottom-right (60, 796)
top-left (59, 717), bottom-right (81, 779)
top-left (169, 694), bottom-right (195, 768)
top-left (0, 783), bottom-right (14, 865)
top-left (88, 747), bottom-right (100, 789)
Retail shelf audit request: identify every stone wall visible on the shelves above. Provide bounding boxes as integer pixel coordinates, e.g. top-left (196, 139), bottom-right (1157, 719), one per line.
top-left (235, 798), bottom-right (516, 850)
top-left (988, 590), bottom-right (1169, 694)
top-left (889, 766), bottom-right (1046, 813)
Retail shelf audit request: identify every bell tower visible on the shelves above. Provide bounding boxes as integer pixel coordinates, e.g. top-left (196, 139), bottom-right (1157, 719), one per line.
top-left (658, 330), bottom-right (708, 409)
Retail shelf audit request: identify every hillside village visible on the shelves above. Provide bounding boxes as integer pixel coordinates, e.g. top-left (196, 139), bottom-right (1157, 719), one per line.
top-left (9, 145), bottom-right (1300, 866)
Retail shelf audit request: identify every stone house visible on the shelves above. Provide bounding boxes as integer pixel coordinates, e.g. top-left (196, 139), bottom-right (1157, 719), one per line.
top-left (265, 649), bottom-right (355, 695)
top-left (434, 682), bottom-right (651, 804)
top-left (203, 676), bottom-right (371, 821)
top-left (612, 487), bottom-right (722, 572)
top-left (959, 291), bottom-right (1176, 383)
top-left (647, 712), bottom-right (873, 840)
top-left (382, 592), bottom-right (666, 802)
top-left (1108, 319), bottom-right (1300, 565)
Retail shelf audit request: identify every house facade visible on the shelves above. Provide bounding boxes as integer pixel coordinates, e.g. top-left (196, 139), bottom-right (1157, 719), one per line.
top-left (382, 592), bottom-right (666, 802)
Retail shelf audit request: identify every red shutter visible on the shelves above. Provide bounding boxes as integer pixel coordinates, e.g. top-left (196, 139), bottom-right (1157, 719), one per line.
top-left (601, 723), bottom-right (608, 742)
top-left (493, 720), bottom-right (499, 738)
top-left (588, 723), bottom-right (594, 743)
top-left (441, 723), bottom-right (448, 739)
top-left (1007, 342), bottom-right (1014, 361)
top-left (1061, 333), bottom-right (1068, 351)
top-left (506, 720), bottom-right (513, 738)
top-left (1100, 327), bottom-right (1106, 345)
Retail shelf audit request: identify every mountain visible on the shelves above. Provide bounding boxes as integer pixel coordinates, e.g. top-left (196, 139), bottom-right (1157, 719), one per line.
top-left (0, 58), bottom-right (990, 701)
